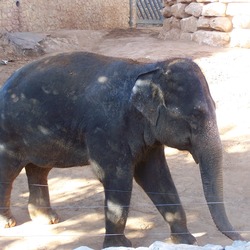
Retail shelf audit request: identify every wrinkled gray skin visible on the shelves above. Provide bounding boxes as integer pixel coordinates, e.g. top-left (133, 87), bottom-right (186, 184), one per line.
top-left (0, 52), bottom-right (243, 248)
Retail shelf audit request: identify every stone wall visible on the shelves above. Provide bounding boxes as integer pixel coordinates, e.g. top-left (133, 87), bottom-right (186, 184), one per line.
top-left (159, 0), bottom-right (250, 47)
top-left (0, 0), bottom-right (130, 32)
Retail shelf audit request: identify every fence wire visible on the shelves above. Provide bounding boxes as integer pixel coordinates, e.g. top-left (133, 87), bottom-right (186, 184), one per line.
top-left (0, 182), bottom-right (249, 239)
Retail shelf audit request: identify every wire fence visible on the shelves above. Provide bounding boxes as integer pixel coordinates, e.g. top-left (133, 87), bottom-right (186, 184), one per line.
top-left (1, 183), bottom-right (249, 238)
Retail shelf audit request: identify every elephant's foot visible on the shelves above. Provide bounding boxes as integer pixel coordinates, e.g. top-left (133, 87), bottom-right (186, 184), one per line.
top-left (103, 234), bottom-right (132, 248)
top-left (28, 204), bottom-right (59, 225)
top-left (0, 214), bottom-right (16, 228)
top-left (222, 230), bottom-right (245, 241)
top-left (171, 232), bottom-right (197, 245)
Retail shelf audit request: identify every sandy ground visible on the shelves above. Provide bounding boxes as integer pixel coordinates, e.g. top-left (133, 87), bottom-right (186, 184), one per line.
top-left (0, 29), bottom-right (249, 250)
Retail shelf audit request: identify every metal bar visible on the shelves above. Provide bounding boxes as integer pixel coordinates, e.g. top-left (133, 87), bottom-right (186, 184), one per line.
top-left (152, 0), bottom-right (162, 20)
top-left (144, 0), bottom-right (155, 20)
top-left (149, 1), bottom-right (159, 19)
top-left (136, 0), bottom-right (145, 20)
top-left (136, 19), bottom-right (163, 24)
top-left (129, 0), bottom-right (135, 27)
top-left (140, 0), bottom-right (150, 20)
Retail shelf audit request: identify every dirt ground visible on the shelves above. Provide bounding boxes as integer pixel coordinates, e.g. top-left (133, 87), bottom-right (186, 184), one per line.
top-left (0, 29), bottom-right (249, 250)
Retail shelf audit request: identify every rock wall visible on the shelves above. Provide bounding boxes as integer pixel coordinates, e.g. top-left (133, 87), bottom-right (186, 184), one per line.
top-left (159, 0), bottom-right (250, 47)
top-left (0, 0), bottom-right (130, 32)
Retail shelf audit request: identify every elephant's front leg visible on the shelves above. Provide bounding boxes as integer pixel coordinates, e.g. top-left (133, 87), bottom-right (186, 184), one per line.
top-left (91, 160), bottom-right (133, 248)
top-left (134, 146), bottom-right (196, 245)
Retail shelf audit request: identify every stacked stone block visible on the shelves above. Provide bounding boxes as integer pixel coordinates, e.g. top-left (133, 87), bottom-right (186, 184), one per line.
top-left (160, 0), bottom-right (250, 48)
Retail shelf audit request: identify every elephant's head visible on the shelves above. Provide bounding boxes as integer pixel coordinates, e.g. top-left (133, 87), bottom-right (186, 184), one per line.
top-left (131, 58), bottom-right (243, 241)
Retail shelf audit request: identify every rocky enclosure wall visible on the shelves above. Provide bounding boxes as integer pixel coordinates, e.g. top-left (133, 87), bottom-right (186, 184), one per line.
top-left (159, 0), bottom-right (250, 47)
top-left (0, 0), bottom-right (130, 32)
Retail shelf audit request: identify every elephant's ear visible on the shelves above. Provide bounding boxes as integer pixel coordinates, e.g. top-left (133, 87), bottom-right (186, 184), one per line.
top-left (130, 70), bottom-right (165, 126)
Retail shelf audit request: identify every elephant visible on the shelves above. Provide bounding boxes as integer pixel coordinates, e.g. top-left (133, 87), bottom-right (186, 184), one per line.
top-left (0, 52), bottom-right (243, 248)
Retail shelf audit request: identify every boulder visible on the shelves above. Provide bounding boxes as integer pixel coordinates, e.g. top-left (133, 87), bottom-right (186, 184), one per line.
top-left (181, 16), bottom-right (198, 32)
top-left (210, 17), bottom-right (233, 32)
top-left (185, 2), bottom-right (203, 17)
top-left (202, 3), bottom-right (227, 16)
top-left (193, 30), bottom-right (230, 46)
top-left (197, 16), bottom-right (211, 28)
top-left (162, 5), bottom-right (172, 18)
top-left (161, 17), bottom-right (181, 33)
top-left (164, 0), bottom-right (176, 6)
top-left (171, 17), bottom-right (181, 29)
top-left (180, 32), bottom-right (193, 41)
top-left (161, 28), bottom-right (181, 40)
top-left (171, 3), bottom-right (189, 18)
top-left (5, 32), bottom-right (48, 55)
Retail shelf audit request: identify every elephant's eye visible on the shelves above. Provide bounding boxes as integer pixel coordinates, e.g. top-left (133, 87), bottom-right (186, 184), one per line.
top-left (192, 109), bottom-right (203, 119)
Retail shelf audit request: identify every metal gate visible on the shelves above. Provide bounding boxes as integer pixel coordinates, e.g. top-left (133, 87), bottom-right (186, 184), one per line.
top-left (136, 0), bottom-right (163, 25)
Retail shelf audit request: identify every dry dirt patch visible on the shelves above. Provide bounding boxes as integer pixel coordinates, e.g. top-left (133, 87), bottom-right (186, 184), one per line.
top-left (0, 29), bottom-right (249, 250)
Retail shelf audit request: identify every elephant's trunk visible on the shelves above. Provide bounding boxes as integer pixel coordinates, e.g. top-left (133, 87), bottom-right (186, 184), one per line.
top-left (192, 122), bottom-right (243, 241)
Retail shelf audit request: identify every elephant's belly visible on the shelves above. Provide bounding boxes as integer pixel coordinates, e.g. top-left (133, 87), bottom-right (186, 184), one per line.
top-left (24, 138), bottom-right (90, 168)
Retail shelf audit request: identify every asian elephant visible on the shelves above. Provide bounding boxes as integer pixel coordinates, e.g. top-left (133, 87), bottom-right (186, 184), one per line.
top-left (0, 52), bottom-right (243, 248)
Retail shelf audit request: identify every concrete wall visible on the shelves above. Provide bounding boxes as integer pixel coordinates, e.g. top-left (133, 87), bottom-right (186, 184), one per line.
top-left (160, 0), bottom-right (250, 48)
top-left (0, 0), bottom-right (130, 32)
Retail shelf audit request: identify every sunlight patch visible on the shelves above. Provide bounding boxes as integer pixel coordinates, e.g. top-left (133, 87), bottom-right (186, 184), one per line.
top-left (107, 200), bottom-right (123, 224)
top-left (226, 143), bottom-right (249, 154)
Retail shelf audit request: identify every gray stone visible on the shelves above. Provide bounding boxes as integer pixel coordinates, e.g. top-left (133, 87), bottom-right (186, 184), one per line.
top-left (171, 3), bottom-right (189, 18)
top-left (193, 30), bottom-right (230, 46)
top-left (159, 18), bottom-right (180, 38)
top-left (161, 28), bottom-right (181, 40)
top-left (164, 0), bottom-right (176, 6)
top-left (159, 17), bottom-right (181, 37)
top-left (162, 5), bottom-right (172, 18)
top-left (180, 32), bottom-right (193, 41)
top-left (159, 16), bottom-right (181, 39)
top-left (202, 3), bottom-right (227, 16)
top-left (181, 16), bottom-right (198, 32)
top-left (161, 18), bottom-right (172, 33)
top-left (185, 2), bottom-right (203, 17)
top-left (6, 32), bottom-right (48, 55)
top-left (171, 17), bottom-right (181, 29)
top-left (210, 17), bottom-right (233, 32)
top-left (197, 16), bottom-right (211, 28)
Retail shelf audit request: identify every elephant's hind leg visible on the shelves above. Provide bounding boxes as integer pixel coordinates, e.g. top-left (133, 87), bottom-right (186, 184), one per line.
top-left (134, 146), bottom-right (196, 245)
top-left (25, 164), bottom-right (59, 224)
top-left (0, 155), bottom-right (23, 228)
